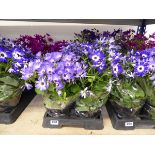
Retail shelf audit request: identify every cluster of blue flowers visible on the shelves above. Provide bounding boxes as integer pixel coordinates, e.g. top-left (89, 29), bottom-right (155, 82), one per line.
top-left (0, 38), bottom-right (32, 75)
top-left (129, 49), bottom-right (155, 76)
top-left (107, 46), bottom-right (155, 80)
top-left (1, 31), bottom-right (155, 93)
top-left (21, 50), bottom-right (87, 91)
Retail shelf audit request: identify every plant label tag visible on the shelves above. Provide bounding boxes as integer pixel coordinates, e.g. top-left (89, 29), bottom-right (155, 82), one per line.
top-left (50, 120), bottom-right (59, 125)
top-left (125, 122), bottom-right (133, 127)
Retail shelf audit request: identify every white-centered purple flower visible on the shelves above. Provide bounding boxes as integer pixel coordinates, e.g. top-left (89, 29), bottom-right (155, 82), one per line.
top-left (88, 50), bottom-right (105, 63)
top-left (0, 48), bottom-right (11, 62)
top-left (12, 48), bottom-right (25, 62)
top-left (62, 54), bottom-right (74, 61)
top-left (62, 72), bottom-right (73, 81)
top-left (150, 74), bottom-right (155, 81)
top-left (112, 64), bottom-right (123, 77)
top-left (35, 78), bottom-right (49, 91)
top-left (80, 87), bottom-right (94, 98)
top-left (148, 61), bottom-right (155, 72)
top-left (46, 64), bottom-right (55, 75)
top-left (55, 81), bottom-right (64, 91)
top-left (37, 65), bottom-right (46, 77)
top-left (25, 83), bottom-right (33, 90)
top-left (0, 51), bottom-right (7, 62)
top-left (134, 62), bottom-right (148, 77)
top-left (21, 67), bottom-right (34, 80)
top-left (51, 52), bottom-right (62, 61)
top-left (52, 74), bottom-right (61, 83)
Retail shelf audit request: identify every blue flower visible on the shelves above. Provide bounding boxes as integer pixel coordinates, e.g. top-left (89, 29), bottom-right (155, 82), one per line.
top-left (25, 83), bottom-right (33, 90)
top-left (148, 61), bottom-right (155, 72)
top-left (97, 65), bottom-right (106, 73)
top-left (150, 74), bottom-right (155, 80)
top-left (62, 72), bottom-right (73, 81)
top-left (35, 78), bottom-right (49, 91)
top-left (55, 81), bottom-right (64, 91)
top-left (37, 64), bottom-right (46, 77)
top-left (21, 67), bottom-right (34, 80)
top-left (11, 48), bottom-right (25, 62)
top-left (45, 63), bottom-right (55, 75)
top-left (0, 47), bottom-right (11, 62)
top-left (88, 50), bottom-right (105, 62)
top-left (134, 62), bottom-right (148, 77)
top-left (112, 64), bottom-right (123, 77)
top-left (52, 74), bottom-right (61, 83)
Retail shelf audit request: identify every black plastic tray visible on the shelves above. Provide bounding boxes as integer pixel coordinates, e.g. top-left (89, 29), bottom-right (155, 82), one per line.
top-left (42, 109), bottom-right (104, 130)
top-left (0, 89), bottom-right (36, 124)
top-left (106, 102), bottom-right (155, 130)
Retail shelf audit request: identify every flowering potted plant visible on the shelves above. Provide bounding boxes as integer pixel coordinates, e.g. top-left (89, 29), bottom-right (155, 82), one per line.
top-left (21, 49), bottom-right (87, 116)
top-left (107, 35), bottom-right (146, 118)
top-left (68, 30), bottom-right (113, 118)
top-left (135, 48), bottom-right (155, 119)
top-left (108, 30), bottom-right (155, 119)
top-left (0, 37), bottom-right (33, 113)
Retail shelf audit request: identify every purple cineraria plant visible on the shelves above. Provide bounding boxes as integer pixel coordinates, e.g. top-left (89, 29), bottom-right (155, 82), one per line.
top-left (0, 37), bottom-right (34, 91)
top-left (21, 49), bottom-right (87, 94)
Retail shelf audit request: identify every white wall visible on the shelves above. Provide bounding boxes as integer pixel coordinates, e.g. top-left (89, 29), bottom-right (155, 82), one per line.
top-left (0, 21), bottom-right (137, 41)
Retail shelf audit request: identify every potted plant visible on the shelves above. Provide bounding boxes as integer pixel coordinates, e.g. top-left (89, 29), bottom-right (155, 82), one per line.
top-left (107, 33), bottom-right (147, 118)
top-left (135, 48), bottom-right (155, 119)
top-left (0, 37), bottom-right (33, 115)
top-left (69, 30), bottom-right (114, 118)
top-left (21, 49), bottom-right (87, 117)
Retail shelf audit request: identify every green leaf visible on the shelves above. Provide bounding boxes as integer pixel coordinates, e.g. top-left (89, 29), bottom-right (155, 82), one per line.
top-left (0, 76), bottom-right (19, 87)
top-left (88, 76), bottom-right (95, 82)
top-left (35, 89), bottom-right (45, 95)
top-left (0, 84), bottom-right (21, 102)
top-left (70, 84), bottom-right (81, 94)
top-left (63, 92), bottom-right (66, 99)
top-left (48, 84), bottom-right (55, 93)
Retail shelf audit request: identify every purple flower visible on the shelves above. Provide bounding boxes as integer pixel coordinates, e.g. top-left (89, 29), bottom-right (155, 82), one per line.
top-left (0, 48), bottom-right (11, 62)
top-left (112, 64), bottom-right (123, 77)
top-left (52, 74), bottom-right (61, 83)
top-left (148, 61), bottom-right (155, 72)
top-left (97, 64), bottom-right (106, 73)
top-left (37, 65), bottom-right (46, 77)
top-left (150, 74), bottom-right (155, 80)
top-left (25, 83), bottom-right (33, 90)
top-left (35, 78), bottom-right (49, 91)
top-left (45, 64), bottom-right (55, 75)
top-left (64, 61), bottom-right (74, 67)
top-left (21, 67), bottom-right (34, 80)
top-left (11, 48), bottom-right (25, 62)
top-left (62, 54), bottom-right (74, 61)
top-left (33, 59), bottom-right (42, 70)
top-left (88, 50), bottom-right (105, 62)
top-left (134, 62), bottom-right (148, 77)
top-left (51, 52), bottom-right (62, 61)
top-left (55, 81), bottom-right (64, 91)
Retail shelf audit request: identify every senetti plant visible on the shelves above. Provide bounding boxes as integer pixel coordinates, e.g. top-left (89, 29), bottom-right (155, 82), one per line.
top-left (108, 48), bottom-right (146, 117)
top-left (68, 30), bottom-right (114, 117)
top-left (21, 50), bottom-right (87, 111)
top-left (0, 37), bottom-right (32, 111)
top-left (109, 30), bottom-right (155, 118)
top-left (133, 48), bottom-right (155, 119)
